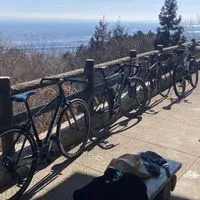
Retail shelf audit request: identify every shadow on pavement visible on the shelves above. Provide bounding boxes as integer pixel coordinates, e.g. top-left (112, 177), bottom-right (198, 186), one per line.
top-left (23, 172), bottom-right (95, 200)
top-left (87, 116), bottom-right (142, 151)
top-left (22, 155), bottom-right (86, 200)
top-left (162, 88), bottom-right (194, 111)
top-left (170, 195), bottom-right (190, 200)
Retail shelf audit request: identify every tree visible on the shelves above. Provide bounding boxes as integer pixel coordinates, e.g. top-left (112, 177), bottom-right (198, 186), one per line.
top-left (89, 16), bottom-right (111, 50)
top-left (112, 20), bottom-right (128, 39)
top-left (155, 0), bottom-right (184, 47)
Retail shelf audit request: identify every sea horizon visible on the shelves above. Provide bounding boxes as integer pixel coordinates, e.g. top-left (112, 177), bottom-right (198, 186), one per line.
top-left (0, 19), bottom-right (199, 53)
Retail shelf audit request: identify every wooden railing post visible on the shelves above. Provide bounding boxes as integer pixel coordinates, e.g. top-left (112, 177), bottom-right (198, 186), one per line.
top-left (129, 50), bottom-right (137, 59)
top-left (0, 77), bottom-right (14, 154)
top-left (157, 45), bottom-right (164, 53)
top-left (84, 59), bottom-right (94, 111)
top-left (84, 59), bottom-right (94, 96)
top-left (129, 50), bottom-right (137, 73)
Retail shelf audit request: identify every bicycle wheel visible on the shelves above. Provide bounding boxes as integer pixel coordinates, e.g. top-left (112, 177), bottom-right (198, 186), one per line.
top-left (189, 58), bottom-right (199, 88)
top-left (138, 71), bottom-right (153, 107)
top-left (173, 65), bottom-right (186, 98)
top-left (89, 90), bottom-right (113, 135)
top-left (0, 128), bottom-right (37, 200)
top-left (157, 64), bottom-right (172, 97)
top-left (143, 74), bottom-right (153, 107)
top-left (57, 98), bottom-right (90, 158)
top-left (119, 77), bottom-right (148, 118)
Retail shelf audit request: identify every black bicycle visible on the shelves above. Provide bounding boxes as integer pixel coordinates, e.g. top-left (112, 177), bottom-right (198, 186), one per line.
top-left (89, 63), bottom-right (148, 134)
top-left (0, 76), bottom-right (90, 200)
top-left (138, 47), bottom-right (172, 106)
top-left (173, 40), bottom-right (199, 98)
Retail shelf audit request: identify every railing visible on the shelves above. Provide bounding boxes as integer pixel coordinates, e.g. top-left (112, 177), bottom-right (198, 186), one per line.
top-left (0, 41), bottom-right (200, 151)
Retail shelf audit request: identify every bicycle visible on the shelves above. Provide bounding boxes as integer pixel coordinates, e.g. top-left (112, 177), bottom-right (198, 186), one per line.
top-left (89, 63), bottom-right (148, 134)
top-left (138, 46), bottom-right (172, 106)
top-left (173, 40), bottom-right (199, 98)
top-left (0, 76), bottom-right (90, 200)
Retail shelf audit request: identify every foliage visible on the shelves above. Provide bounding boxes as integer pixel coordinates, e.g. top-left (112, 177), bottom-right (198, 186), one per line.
top-left (112, 20), bottom-right (128, 39)
top-left (89, 16), bottom-right (111, 51)
top-left (155, 0), bottom-right (184, 47)
top-left (74, 18), bottom-right (155, 65)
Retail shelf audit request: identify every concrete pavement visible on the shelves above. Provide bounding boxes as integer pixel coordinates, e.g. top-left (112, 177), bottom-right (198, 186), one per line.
top-left (22, 84), bottom-right (200, 200)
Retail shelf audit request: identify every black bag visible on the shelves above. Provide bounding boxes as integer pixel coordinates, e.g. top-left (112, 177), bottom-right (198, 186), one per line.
top-left (73, 168), bottom-right (148, 200)
top-left (140, 151), bottom-right (170, 177)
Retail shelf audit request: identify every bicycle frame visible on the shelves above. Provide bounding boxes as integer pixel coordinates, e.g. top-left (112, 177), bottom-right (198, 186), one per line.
top-left (24, 89), bottom-right (67, 148)
top-left (101, 65), bottom-right (135, 115)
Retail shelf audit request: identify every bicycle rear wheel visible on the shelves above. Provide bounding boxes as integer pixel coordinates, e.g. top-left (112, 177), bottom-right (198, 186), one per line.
top-left (0, 128), bottom-right (37, 200)
top-left (189, 58), bottom-right (199, 88)
top-left (157, 64), bottom-right (172, 97)
top-left (173, 65), bottom-right (186, 98)
top-left (142, 74), bottom-right (153, 107)
top-left (120, 77), bottom-right (148, 118)
top-left (89, 91), bottom-right (113, 135)
top-left (57, 99), bottom-right (90, 158)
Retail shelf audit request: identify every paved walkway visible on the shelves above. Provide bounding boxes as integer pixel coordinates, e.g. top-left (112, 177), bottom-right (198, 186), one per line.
top-left (22, 85), bottom-right (200, 200)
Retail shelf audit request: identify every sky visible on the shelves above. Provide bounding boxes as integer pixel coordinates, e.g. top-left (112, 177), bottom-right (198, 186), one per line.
top-left (0, 0), bottom-right (199, 22)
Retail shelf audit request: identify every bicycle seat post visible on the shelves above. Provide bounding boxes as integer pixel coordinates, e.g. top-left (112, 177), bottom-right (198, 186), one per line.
top-left (24, 100), bottom-right (35, 126)
top-left (24, 99), bottom-right (41, 146)
top-left (57, 81), bottom-right (65, 96)
top-left (23, 97), bottom-right (41, 146)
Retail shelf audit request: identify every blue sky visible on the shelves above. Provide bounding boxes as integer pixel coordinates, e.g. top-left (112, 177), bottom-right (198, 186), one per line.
top-left (0, 0), bottom-right (199, 22)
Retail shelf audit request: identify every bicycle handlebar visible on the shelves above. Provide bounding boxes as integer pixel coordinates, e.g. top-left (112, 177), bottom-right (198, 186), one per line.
top-left (40, 76), bottom-right (88, 85)
top-left (114, 62), bottom-right (139, 75)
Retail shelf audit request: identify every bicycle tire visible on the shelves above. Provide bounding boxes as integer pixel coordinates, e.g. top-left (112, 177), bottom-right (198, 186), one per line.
top-left (89, 90), bottom-right (113, 135)
top-left (173, 65), bottom-right (186, 98)
top-left (0, 128), bottom-right (37, 200)
top-left (189, 58), bottom-right (199, 88)
top-left (119, 77), bottom-right (148, 118)
top-left (143, 74), bottom-right (153, 107)
top-left (157, 64), bottom-right (172, 97)
top-left (138, 70), bottom-right (153, 107)
top-left (57, 98), bottom-right (90, 158)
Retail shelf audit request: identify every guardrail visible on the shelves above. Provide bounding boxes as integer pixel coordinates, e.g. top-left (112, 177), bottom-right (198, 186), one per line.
top-left (0, 41), bottom-right (200, 151)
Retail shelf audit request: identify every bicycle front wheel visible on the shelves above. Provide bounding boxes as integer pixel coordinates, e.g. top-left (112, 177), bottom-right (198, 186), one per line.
top-left (57, 99), bottom-right (90, 158)
top-left (173, 65), bottom-right (186, 98)
top-left (89, 91), bottom-right (113, 135)
top-left (189, 58), bottom-right (199, 88)
top-left (120, 77), bottom-right (148, 118)
top-left (157, 64), bottom-right (172, 97)
top-left (0, 128), bottom-right (37, 200)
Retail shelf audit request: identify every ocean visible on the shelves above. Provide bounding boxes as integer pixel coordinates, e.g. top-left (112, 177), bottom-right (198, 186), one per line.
top-left (0, 20), bottom-right (199, 53)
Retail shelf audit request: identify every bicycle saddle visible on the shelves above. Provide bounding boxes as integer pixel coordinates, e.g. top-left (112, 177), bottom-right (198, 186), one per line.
top-left (11, 91), bottom-right (35, 102)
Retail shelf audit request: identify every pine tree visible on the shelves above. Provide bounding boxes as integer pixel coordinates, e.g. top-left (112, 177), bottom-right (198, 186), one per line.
top-left (155, 0), bottom-right (184, 47)
top-left (89, 16), bottom-right (111, 50)
top-left (112, 20), bottom-right (128, 39)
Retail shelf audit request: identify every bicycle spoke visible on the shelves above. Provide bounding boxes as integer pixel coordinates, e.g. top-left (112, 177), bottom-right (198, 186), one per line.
top-left (0, 129), bottom-right (37, 200)
top-left (57, 99), bottom-right (90, 158)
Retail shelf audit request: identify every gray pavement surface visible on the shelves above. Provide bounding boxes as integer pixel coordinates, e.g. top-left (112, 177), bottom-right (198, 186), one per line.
top-left (22, 85), bottom-right (200, 200)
